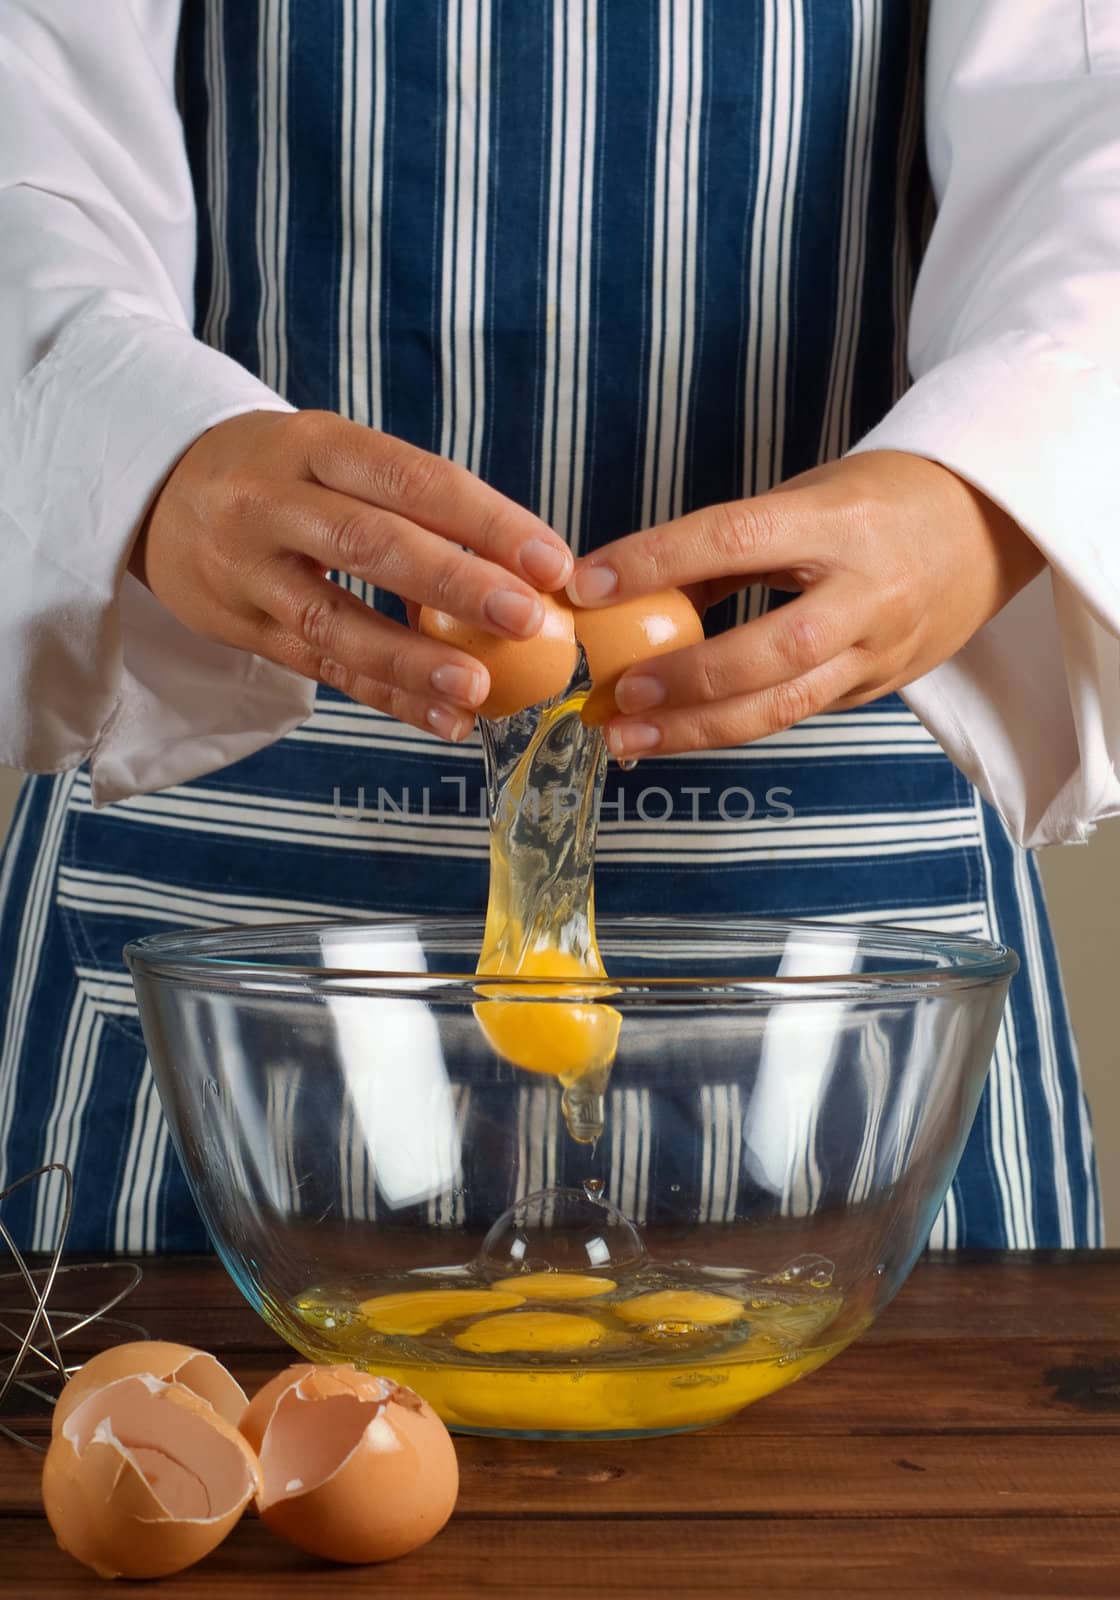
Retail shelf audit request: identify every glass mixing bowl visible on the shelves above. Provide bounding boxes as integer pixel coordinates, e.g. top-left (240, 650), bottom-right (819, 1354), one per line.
top-left (125, 917), bottom-right (1016, 1440)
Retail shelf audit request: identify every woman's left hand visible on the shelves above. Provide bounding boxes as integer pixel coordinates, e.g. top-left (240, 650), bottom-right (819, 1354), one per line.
top-left (566, 451), bottom-right (1046, 759)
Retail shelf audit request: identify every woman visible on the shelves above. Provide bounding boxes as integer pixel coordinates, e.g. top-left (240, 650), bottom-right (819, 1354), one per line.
top-left (0, 0), bottom-right (1115, 1252)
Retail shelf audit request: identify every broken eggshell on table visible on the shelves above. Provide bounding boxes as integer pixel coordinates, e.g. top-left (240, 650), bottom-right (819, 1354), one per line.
top-left (42, 1373), bottom-right (262, 1581)
top-left (239, 1361), bottom-right (459, 1564)
top-left (40, 1341), bottom-right (459, 1578)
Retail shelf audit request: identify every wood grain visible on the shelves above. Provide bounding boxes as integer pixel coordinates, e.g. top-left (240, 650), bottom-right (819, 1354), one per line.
top-left (4, 1428), bottom-right (1118, 1520)
top-left (4, 1516), bottom-right (1120, 1598)
top-left (2, 1253), bottom-right (1118, 1596)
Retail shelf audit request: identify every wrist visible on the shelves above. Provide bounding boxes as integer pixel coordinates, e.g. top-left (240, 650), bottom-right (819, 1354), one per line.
top-left (127, 519), bottom-right (151, 586)
top-left (946, 464), bottom-right (1047, 616)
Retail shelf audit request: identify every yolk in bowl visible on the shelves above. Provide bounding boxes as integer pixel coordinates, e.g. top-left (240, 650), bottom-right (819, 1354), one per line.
top-left (358, 1289), bottom-right (525, 1336)
top-left (490, 1272), bottom-right (616, 1300)
top-left (614, 1290), bottom-right (746, 1329)
top-left (453, 1311), bottom-right (610, 1354)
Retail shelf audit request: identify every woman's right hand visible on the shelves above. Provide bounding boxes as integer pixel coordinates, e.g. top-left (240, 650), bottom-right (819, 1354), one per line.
top-left (128, 409), bottom-right (573, 742)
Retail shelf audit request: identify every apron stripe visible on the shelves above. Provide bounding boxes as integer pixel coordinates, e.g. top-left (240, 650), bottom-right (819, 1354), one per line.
top-left (291, 697), bottom-right (948, 753)
top-left (972, 789), bottom-right (1036, 1247)
top-left (255, 0), bottom-right (291, 393)
top-left (641, 0), bottom-right (703, 530)
top-left (0, 772), bottom-right (75, 1190)
top-left (744, 0), bottom-right (804, 499)
top-left (56, 864), bottom-right (369, 927)
top-left (933, 1185), bottom-right (960, 1251)
top-left (819, 0), bottom-right (883, 463)
top-left (200, 0), bottom-right (230, 352)
top-left (31, 986), bottom-right (101, 1248)
top-left (540, 0), bottom-right (598, 544)
top-left (339, 0), bottom-right (385, 428)
top-left (610, 1087), bottom-right (651, 1227)
top-left (66, 768), bottom-right (982, 866)
top-left (890, 0), bottom-right (927, 402)
top-left (1011, 847), bottom-right (1075, 1245)
top-left (439, 0), bottom-right (491, 472)
top-left (113, 1070), bottom-right (171, 1254)
top-left (846, 1024), bottom-right (890, 1208)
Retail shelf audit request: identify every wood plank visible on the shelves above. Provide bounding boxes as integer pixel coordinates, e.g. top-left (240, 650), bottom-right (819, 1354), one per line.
top-left (6, 1254), bottom-right (1113, 1382)
top-left (5, 1431), bottom-right (1120, 1520)
top-left (720, 1339), bottom-right (1120, 1435)
top-left (1, 1514), bottom-right (1119, 1598)
top-left (450, 1432), bottom-right (1120, 1518)
top-left (17, 1260), bottom-right (1120, 1363)
top-left (863, 1253), bottom-right (1120, 1341)
top-left (5, 1339), bottom-right (1119, 1453)
top-left (12, 1252), bottom-right (1118, 1347)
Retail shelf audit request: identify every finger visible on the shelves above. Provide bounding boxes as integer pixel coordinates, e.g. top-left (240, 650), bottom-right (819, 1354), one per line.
top-left (252, 564), bottom-right (493, 708)
top-left (613, 583), bottom-right (872, 715)
top-left (603, 651), bottom-right (863, 758)
top-left (253, 620), bottom-right (478, 743)
top-left (294, 412), bottom-right (573, 589)
top-left (254, 482), bottom-right (548, 638)
top-left (566, 494), bottom-right (821, 607)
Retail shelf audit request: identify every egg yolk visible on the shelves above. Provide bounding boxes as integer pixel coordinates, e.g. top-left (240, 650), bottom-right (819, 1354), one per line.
top-left (490, 1272), bottom-right (617, 1300)
top-left (474, 945), bottom-right (620, 1079)
top-left (359, 1289), bottom-right (524, 1335)
top-left (613, 1290), bottom-right (745, 1328)
top-left (453, 1311), bottom-right (609, 1354)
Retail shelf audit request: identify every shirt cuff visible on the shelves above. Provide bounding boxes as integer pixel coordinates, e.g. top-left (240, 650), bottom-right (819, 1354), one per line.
top-left (0, 306), bottom-right (315, 804)
top-left (848, 328), bottom-right (1120, 848)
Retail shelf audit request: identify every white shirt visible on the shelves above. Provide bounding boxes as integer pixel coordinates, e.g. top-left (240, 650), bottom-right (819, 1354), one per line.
top-left (2, 0), bottom-right (1119, 847)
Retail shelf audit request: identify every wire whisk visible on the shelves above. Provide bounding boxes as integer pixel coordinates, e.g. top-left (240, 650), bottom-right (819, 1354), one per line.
top-left (0, 1163), bottom-right (146, 1451)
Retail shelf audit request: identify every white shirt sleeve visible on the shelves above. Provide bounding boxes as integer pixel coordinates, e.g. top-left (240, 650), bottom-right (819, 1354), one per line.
top-left (849, 0), bottom-right (1120, 848)
top-left (0, 0), bottom-right (314, 806)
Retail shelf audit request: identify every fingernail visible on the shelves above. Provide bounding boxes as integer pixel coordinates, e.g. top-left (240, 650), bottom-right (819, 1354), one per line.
top-left (430, 662), bottom-right (486, 707)
top-left (427, 704), bottom-right (473, 742)
top-left (484, 588), bottom-right (544, 637)
top-left (615, 674), bottom-right (666, 715)
top-left (520, 538), bottom-right (573, 588)
top-left (567, 564), bottom-right (619, 606)
top-left (606, 721), bottom-right (662, 758)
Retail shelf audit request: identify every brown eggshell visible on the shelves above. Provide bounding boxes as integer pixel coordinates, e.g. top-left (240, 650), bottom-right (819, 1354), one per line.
top-left (418, 592), bottom-right (578, 719)
top-left (51, 1340), bottom-right (248, 1438)
top-left (240, 1362), bottom-right (459, 1564)
top-left (42, 1374), bottom-right (262, 1580)
top-left (574, 587), bottom-right (703, 724)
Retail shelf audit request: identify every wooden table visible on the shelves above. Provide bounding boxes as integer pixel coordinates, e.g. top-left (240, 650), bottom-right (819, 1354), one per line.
top-left (1, 1251), bottom-right (1118, 1596)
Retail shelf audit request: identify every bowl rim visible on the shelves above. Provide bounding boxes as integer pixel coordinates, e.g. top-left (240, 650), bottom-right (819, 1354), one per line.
top-left (123, 914), bottom-right (1019, 1002)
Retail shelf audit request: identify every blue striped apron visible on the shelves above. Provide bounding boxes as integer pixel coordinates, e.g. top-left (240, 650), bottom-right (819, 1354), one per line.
top-left (0, 0), bottom-right (1102, 1253)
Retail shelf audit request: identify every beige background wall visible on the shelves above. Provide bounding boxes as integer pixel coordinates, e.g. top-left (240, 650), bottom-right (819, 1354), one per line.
top-left (0, 766), bottom-right (1115, 1240)
top-left (1036, 828), bottom-right (1119, 1240)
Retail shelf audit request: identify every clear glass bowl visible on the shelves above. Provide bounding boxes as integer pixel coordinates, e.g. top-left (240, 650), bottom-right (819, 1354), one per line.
top-left (125, 917), bottom-right (1016, 1439)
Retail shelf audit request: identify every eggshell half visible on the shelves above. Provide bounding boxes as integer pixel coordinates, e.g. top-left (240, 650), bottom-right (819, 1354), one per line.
top-left (51, 1340), bottom-right (248, 1437)
top-left (574, 588), bottom-right (703, 724)
top-left (240, 1363), bottom-right (459, 1564)
top-left (419, 593), bottom-right (578, 719)
top-left (42, 1374), bottom-right (262, 1580)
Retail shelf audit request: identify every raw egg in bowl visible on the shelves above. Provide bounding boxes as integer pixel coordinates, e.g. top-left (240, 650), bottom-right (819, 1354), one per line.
top-left (125, 915), bottom-right (1016, 1440)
